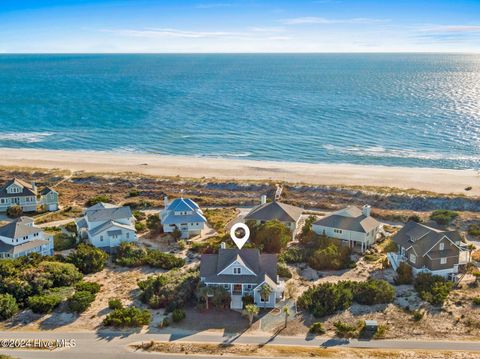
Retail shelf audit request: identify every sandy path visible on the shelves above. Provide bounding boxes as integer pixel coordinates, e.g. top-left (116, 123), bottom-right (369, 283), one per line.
top-left (0, 147), bottom-right (478, 196)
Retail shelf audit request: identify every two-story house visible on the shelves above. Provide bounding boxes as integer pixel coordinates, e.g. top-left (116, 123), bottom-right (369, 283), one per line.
top-left (160, 196), bottom-right (207, 239)
top-left (200, 243), bottom-right (284, 310)
top-left (0, 178), bottom-right (59, 213)
top-left (0, 217), bottom-right (53, 259)
top-left (244, 196), bottom-right (303, 232)
top-left (388, 221), bottom-right (469, 279)
top-left (312, 205), bottom-right (381, 253)
top-left (76, 202), bottom-right (137, 252)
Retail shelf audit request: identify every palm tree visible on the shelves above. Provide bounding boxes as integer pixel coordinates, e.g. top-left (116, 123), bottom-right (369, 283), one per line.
top-left (245, 304), bottom-right (259, 327)
top-left (467, 243), bottom-right (476, 263)
top-left (283, 306), bottom-right (290, 328)
top-left (196, 286), bottom-right (213, 310)
top-left (259, 284), bottom-right (272, 309)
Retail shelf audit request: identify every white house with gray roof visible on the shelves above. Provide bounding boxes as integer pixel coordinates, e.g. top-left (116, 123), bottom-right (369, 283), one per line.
top-left (244, 196), bottom-right (303, 231)
top-left (160, 196), bottom-right (207, 239)
top-left (76, 202), bottom-right (137, 252)
top-left (0, 178), bottom-right (58, 213)
top-left (200, 243), bottom-right (284, 310)
top-left (312, 205), bottom-right (381, 253)
top-left (0, 217), bottom-right (53, 259)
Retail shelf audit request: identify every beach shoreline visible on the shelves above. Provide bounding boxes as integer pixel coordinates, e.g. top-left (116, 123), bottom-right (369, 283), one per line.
top-left (0, 147), bottom-right (478, 196)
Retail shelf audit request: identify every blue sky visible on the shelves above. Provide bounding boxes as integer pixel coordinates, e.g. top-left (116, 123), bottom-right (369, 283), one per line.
top-left (1, 0), bottom-right (480, 53)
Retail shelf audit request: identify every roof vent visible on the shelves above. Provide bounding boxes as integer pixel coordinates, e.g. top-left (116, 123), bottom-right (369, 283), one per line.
top-left (220, 242), bottom-right (226, 249)
top-left (362, 205), bottom-right (371, 217)
top-left (261, 195), bottom-right (267, 204)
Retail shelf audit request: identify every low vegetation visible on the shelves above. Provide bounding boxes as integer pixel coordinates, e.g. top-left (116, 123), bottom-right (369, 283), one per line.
top-left (6, 205), bottom-right (23, 218)
top-left (27, 293), bottom-right (63, 314)
top-left (108, 298), bottom-right (123, 310)
top-left (203, 208), bottom-right (238, 233)
top-left (298, 280), bottom-right (395, 318)
top-left (53, 232), bottom-right (77, 251)
top-left (68, 244), bottom-right (109, 274)
top-left (247, 220), bottom-right (291, 253)
top-left (308, 322), bottom-right (326, 335)
top-left (0, 294), bottom-right (18, 320)
top-left (414, 273), bottom-right (453, 306)
top-left (67, 290), bottom-right (96, 313)
top-left (394, 262), bottom-right (413, 285)
top-left (114, 242), bottom-right (184, 269)
top-left (86, 195), bottom-right (111, 207)
top-left (429, 210), bottom-right (459, 225)
top-left (103, 306), bottom-right (151, 327)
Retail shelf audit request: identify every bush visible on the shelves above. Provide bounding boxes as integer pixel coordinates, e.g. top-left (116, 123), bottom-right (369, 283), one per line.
top-left (308, 243), bottom-right (352, 270)
top-left (68, 290), bottom-right (95, 313)
top-left (74, 281), bottom-right (101, 294)
top-left (334, 321), bottom-right (360, 338)
top-left (473, 297), bottom-right (480, 306)
top-left (64, 221), bottom-right (78, 235)
top-left (430, 210), bottom-right (459, 225)
top-left (115, 243), bottom-right (184, 269)
top-left (68, 244), bottom-right (108, 274)
top-left (248, 220), bottom-right (291, 253)
top-left (6, 205), bottom-right (23, 218)
top-left (103, 306), bottom-right (151, 327)
top-left (53, 233), bottom-right (76, 251)
top-left (108, 298), bottom-right (123, 310)
top-left (277, 262), bottom-right (292, 279)
top-left (135, 222), bottom-right (146, 232)
top-left (242, 294), bottom-right (255, 306)
top-left (353, 280), bottom-right (395, 305)
top-left (412, 310), bottom-right (424, 321)
top-left (86, 195), bottom-right (111, 207)
top-left (414, 273), bottom-right (453, 305)
top-left (145, 250), bottom-right (185, 270)
top-left (0, 294), bottom-right (18, 320)
top-left (407, 215), bottom-right (422, 223)
top-left (468, 224), bottom-right (480, 237)
top-left (146, 215), bottom-right (162, 231)
top-left (394, 262), bottom-right (413, 285)
top-left (278, 247), bottom-right (307, 264)
top-left (128, 189), bottom-right (140, 197)
top-left (37, 261), bottom-right (83, 287)
top-left (171, 308), bottom-right (186, 322)
top-left (309, 322), bottom-right (325, 335)
top-left (27, 293), bottom-right (63, 314)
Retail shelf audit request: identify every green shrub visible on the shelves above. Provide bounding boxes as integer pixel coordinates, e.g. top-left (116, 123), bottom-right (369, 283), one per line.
top-left (103, 306), bottom-right (151, 327)
top-left (412, 310), bottom-right (424, 321)
top-left (64, 221), bottom-right (78, 235)
top-left (394, 262), bottom-right (413, 285)
top-left (430, 210), bottom-right (459, 225)
top-left (27, 293), bottom-right (63, 314)
top-left (308, 242), bottom-right (352, 270)
top-left (0, 294), bottom-right (18, 320)
top-left (160, 318), bottom-right (170, 328)
top-left (37, 261), bottom-right (83, 287)
top-left (473, 297), bottom-right (480, 306)
top-left (278, 247), bottom-right (307, 263)
top-left (353, 280), bottom-right (395, 305)
top-left (298, 281), bottom-right (353, 318)
top-left (68, 244), bottom-right (108, 274)
top-left (68, 290), bottom-right (95, 313)
top-left (108, 298), bottom-right (123, 310)
top-left (248, 220), bottom-right (291, 253)
top-left (414, 273), bottom-right (453, 305)
top-left (468, 225), bottom-right (480, 237)
top-left (373, 325), bottom-right (388, 339)
top-left (407, 215), bottom-right (422, 223)
top-left (128, 189), bottom-right (140, 197)
top-left (86, 195), bottom-right (111, 207)
top-left (135, 222), bottom-right (146, 232)
top-left (381, 239), bottom-right (398, 253)
top-left (74, 281), bottom-right (101, 294)
top-left (309, 322), bottom-right (325, 335)
top-left (115, 242), bottom-right (146, 267)
top-left (334, 321), bottom-right (360, 338)
top-left (145, 250), bottom-right (185, 269)
top-left (146, 215), bottom-right (162, 231)
top-left (6, 205), bottom-right (23, 218)
top-left (277, 262), bottom-right (292, 279)
top-left (53, 233), bottom-right (76, 251)
top-left (171, 308), bottom-right (186, 322)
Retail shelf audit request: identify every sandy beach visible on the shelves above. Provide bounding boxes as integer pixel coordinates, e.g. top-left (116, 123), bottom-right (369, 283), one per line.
top-left (0, 147), bottom-right (478, 196)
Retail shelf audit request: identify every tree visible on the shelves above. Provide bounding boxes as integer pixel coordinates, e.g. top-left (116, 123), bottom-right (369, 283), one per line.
top-left (467, 244), bottom-right (476, 262)
top-left (6, 205), bottom-right (23, 218)
top-left (283, 306), bottom-right (290, 328)
top-left (172, 228), bottom-right (182, 241)
top-left (0, 294), bottom-right (18, 320)
top-left (394, 262), bottom-right (413, 285)
top-left (249, 220), bottom-right (291, 253)
top-left (259, 284), bottom-right (272, 309)
top-left (68, 290), bottom-right (96, 313)
top-left (196, 285), bottom-right (213, 310)
top-left (68, 244), bottom-right (108, 274)
top-left (245, 304), bottom-right (259, 327)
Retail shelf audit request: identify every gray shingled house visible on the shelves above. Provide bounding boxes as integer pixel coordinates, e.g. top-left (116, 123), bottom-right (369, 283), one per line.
top-left (312, 205), bottom-right (380, 252)
top-left (0, 178), bottom-right (58, 213)
top-left (200, 243), bottom-right (284, 309)
top-left (244, 196), bottom-right (303, 231)
top-left (388, 221), bottom-right (469, 279)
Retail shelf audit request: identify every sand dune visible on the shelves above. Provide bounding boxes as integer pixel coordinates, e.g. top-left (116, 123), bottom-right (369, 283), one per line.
top-left (0, 148), bottom-right (478, 196)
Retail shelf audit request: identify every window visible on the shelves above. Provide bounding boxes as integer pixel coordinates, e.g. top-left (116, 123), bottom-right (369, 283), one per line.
top-left (334, 229), bottom-right (343, 234)
top-left (233, 267), bottom-right (241, 274)
top-left (409, 253), bottom-right (416, 264)
top-left (440, 258), bottom-right (447, 264)
top-left (126, 233), bottom-right (129, 239)
top-left (100, 236), bottom-right (103, 241)
top-left (439, 243), bottom-right (445, 251)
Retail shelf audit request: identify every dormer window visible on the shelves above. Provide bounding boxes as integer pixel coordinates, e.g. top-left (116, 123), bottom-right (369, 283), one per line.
top-left (439, 243), bottom-right (445, 251)
top-left (233, 267), bottom-right (241, 274)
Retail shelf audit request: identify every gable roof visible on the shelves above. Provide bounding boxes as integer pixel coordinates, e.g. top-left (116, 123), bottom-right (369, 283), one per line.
top-left (40, 187), bottom-right (57, 195)
top-left (0, 239), bottom-right (49, 255)
top-left (89, 220), bottom-right (136, 236)
top-left (313, 206), bottom-right (379, 233)
top-left (200, 248), bottom-right (278, 287)
top-left (162, 198), bottom-right (206, 225)
top-left (0, 178), bottom-right (36, 198)
top-left (85, 204), bottom-right (133, 222)
top-left (167, 198), bottom-right (200, 212)
top-left (392, 221), bottom-right (463, 257)
top-left (245, 201), bottom-right (303, 223)
top-left (0, 220), bottom-right (42, 240)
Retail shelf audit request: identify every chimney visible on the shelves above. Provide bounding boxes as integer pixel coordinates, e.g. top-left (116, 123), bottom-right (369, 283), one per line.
top-left (220, 242), bottom-right (226, 249)
top-left (164, 196), bottom-right (169, 208)
top-left (31, 182), bottom-right (37, 193)
top-left (261, 195), bottom-right (267, 205)
top-left (362, 205), bottom-right (371, 217)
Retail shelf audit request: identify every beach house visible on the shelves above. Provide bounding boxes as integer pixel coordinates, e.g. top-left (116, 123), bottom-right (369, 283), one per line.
top-left (0, 217), bottom-right (53, 259)
top-left (312, 205), bottom-right (381, 252)
top-left (244, 196), bottom-right (303, 231)
top-left (387, 221), bottom-right (469, 279)
top-left (76, 202), bottom-right (137, 252)
top-left (160, 196), bottom-right (207, 239)
top-left (0, 178), bottom-right (59, 213)
top-left (200, 243), bottom-right (284, 310)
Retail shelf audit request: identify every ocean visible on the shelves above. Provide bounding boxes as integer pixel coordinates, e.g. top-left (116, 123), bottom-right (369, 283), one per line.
top-left (0, 53), bottom-right (479, 169)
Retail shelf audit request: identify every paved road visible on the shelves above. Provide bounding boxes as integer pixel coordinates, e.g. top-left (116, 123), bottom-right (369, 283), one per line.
top-left (0, 330), bottom-right (479, 359)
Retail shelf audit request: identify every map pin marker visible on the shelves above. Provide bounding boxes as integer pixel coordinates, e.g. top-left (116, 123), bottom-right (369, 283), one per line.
top-left (230, 223), bottom-right (250, 250)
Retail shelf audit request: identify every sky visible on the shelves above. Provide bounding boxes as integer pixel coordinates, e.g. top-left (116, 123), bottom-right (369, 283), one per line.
top-left (1, 0), bottom-right (480, 53)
